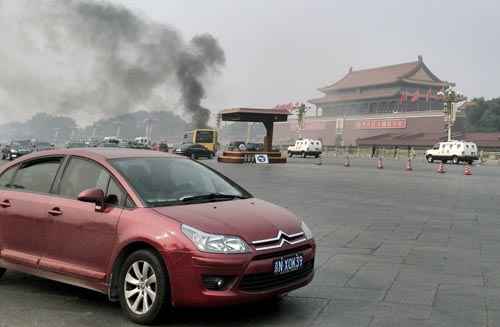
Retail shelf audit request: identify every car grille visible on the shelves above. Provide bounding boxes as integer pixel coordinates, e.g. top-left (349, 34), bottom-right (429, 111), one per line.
top-left (252, 244), bottom-right (313, 261)
top-left (238, 260), bottom-right (314, 292)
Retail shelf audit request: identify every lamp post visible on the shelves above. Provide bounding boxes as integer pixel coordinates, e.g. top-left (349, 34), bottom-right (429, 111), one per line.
top-left (437, 88), bottom-right (466, 141)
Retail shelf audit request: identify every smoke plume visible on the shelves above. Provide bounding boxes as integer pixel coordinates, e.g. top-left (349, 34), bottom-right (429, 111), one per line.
top-left (0, 0), bottom-right (225, 128)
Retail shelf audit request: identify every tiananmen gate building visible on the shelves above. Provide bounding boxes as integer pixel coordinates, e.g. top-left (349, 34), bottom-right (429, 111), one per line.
top-left (275, 56), bottom-right (463, 147)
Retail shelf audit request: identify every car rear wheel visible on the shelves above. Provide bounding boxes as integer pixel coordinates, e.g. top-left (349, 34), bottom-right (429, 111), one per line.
top-left (302, 152), bottom-right (307, 158)
top-left (452, 156), bottom-right (459, 165)
top-left (0, 268), bottom-right (5, 279)
top-left (119, 250), bottom-right (170, 325)
top-left (426, 155), bottom-right (433, 163)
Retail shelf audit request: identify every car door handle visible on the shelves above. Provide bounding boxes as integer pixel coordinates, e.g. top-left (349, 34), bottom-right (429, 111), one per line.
top-left (0, 200), bottom-right (11, 208)
top-left (48, 208), bottom-right (63, 216)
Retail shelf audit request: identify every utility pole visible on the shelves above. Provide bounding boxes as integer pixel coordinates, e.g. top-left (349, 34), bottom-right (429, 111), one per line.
top-left (438, 88), bottom-right (465, 141)
top-left (246, 123), bottom-right (253, 144)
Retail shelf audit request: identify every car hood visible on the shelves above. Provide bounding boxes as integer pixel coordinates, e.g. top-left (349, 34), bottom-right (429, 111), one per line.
top-left (152, 198), bottom-right (302, 243)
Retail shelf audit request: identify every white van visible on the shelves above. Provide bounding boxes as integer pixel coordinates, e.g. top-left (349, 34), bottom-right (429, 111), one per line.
top-left (425, 140), bottom-right (478, 164)
top-left (134, 136), bottom-right (151, 146)
top-left (288, 139), bottom-right (322, 158)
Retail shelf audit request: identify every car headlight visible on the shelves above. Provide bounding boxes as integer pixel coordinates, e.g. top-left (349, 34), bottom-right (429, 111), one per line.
top-left (181, 224), bottom-right (250, 254)
top-left (301, 221), bottom-right (313, 240)
top-left (10, 149), bottom-right (17, 153)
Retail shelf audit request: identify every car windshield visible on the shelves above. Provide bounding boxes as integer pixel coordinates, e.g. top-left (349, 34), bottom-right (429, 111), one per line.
top-left (181, 143), bottom-right (193, 150)
top-left (111, 157), bottom-right (250, 206)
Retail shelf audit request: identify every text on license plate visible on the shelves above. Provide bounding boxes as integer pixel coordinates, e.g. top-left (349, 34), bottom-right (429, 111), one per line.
top-left (273, 253), bottom-right (304, 275)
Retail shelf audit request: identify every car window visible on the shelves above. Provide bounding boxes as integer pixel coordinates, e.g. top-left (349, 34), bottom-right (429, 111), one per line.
top-left (59, 157), bottom-right (110, 199)
top-left (0, 166), bottom-right (17, 188)
top-left (111, 157), bottom-right (249, 206)
top-left (106, 177), bottom-right (125, 206)
top-left (11, 158), bottom-right (62, 193)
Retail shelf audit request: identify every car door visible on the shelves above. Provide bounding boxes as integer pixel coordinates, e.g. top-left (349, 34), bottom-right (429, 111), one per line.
top-left (40, 156), bottom-right (124, 282)
top-left (0, 157), bottom-right (63, 268)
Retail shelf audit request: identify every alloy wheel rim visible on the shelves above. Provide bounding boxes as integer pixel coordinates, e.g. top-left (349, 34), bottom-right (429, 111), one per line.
top-left (124, 260), bottom-right (157, 315)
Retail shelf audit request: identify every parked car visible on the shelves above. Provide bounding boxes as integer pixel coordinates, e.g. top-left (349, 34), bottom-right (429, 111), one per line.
top-left (425, 140), bottom-right (478, 164)
top-left (227, 141), bottom-right (246, 151)
top-left (0, 148), bottom-right (315, 324)
top-left (157, 141), bottom-right (169, 152)
top-left (287, 139), bottom-right (322, 158)
top-left (65, 141), bottom-right (89, 148)
top-left (246, 142), bottom-right (264, 152)
top-left (33, 141), bottom-right (54, 152)
top-left (175, 143), bottom-right (213, 159)
top-left (2, 141), bottom-right (33, 160)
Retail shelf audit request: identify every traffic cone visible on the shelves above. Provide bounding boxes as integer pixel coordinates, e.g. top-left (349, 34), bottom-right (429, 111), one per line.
top-left (464, 164), bottom-right (472, 175)
top-left (344, 156), bottom-right (350, 167)
top-left (437, 162), bottom-right (446, 173)
top-left (405, 158), bottom-right (413, 171)
top-left (377, 157), bottom-right (384, 169)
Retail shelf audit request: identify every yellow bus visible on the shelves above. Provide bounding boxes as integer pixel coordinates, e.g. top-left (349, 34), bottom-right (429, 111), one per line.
top-left (183, 129), bottom-right (218, 154)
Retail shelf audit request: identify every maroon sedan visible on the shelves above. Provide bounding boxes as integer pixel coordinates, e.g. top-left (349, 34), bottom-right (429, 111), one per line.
top-left (0, 148), bottom-right (315, 324)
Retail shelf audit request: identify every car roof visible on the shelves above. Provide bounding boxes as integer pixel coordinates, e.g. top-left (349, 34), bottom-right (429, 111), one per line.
top-left (21, 147), bottom-right (179, 161)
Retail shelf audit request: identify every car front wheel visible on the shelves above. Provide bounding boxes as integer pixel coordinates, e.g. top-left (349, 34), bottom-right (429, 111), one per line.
top-left (119, 250), bottom-right (170, 325)
top-left (452, 156), bottom-right (459, 164)
top-left (0, 268), bottom-right (6, 279)
top-left (426, 155), bottom-right (433, 163)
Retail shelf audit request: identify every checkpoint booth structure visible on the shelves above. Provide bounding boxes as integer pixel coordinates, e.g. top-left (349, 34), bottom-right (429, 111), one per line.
top-left (218, 107), bottom-right (289, 164)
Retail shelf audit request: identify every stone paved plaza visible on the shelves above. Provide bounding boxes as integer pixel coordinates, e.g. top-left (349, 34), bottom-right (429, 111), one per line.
top-left (1, 156), bottom-right (499, 326)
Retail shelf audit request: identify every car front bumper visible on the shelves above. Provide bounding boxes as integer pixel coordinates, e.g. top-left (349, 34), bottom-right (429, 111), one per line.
top-left (163, 240), bottom-right (315, 307)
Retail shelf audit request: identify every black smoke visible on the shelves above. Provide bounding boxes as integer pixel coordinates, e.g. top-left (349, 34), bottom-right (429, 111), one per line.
top-left (0, 0), bottom-right (225, 128)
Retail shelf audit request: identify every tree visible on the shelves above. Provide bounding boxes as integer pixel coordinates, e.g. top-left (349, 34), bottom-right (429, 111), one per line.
top-left (465, 97), bottom-right (500, 132)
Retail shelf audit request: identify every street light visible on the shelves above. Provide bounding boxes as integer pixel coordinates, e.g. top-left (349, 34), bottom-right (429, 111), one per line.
top-left (438, 88), bottom-right (466, 141)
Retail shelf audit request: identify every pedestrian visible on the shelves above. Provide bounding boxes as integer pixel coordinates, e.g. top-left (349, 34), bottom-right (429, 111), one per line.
top-left (410, 147), bottom-right (416, 160)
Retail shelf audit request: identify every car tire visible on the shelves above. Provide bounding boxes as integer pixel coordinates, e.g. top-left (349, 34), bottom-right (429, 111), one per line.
top-left (208, 153), bottom-right (213, 159)
top-left (288, 151), bottom-right (292, 158)
top-left (426, 155), bottom-right (433, 163)
top-left (190, 153), bottom-right (196, 160)
top-left (119, 250), bottom-right (170, 325)
top-left (302, 152), bottom-right (307, 158)
top-left (452, 156), bottom-right (459, 165)
top-left (315, 154), bottom-right (320, 158)
top-left (0, 268), bottom-right (5, 279)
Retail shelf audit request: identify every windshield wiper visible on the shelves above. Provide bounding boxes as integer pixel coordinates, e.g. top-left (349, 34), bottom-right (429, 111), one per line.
top-left (180, 193), bottom-right (245, 202)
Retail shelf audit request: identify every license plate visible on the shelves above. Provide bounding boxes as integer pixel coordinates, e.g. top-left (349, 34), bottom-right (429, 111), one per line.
top-left (273, 253), bottom-right (304, 275)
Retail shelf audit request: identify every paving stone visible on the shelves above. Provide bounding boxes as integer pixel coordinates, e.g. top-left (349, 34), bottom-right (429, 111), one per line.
top-left (291, 285), bottom-right (385, 302)
top-left (385, 280), bottom-right (437, 305)
top-left (347, 263), bottom-right (400, 289)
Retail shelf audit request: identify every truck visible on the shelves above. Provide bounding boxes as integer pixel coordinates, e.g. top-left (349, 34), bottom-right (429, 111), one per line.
top-left (288, 139), bottom-right (322, 158)
top-left (425, 140), bottom-right (478, 164)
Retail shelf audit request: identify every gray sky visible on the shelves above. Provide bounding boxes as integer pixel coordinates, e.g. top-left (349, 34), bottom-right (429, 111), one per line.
top-left (1, 0), bottom-right (498, 126)
top-left (111, 0), bottom-right (500, 112)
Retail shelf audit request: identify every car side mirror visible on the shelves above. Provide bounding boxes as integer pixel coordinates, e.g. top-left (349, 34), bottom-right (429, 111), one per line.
top-left (77, 188), bottom-right (105, 212)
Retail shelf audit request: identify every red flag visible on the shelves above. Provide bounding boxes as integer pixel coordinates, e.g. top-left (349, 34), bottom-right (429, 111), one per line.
top-left (411, 90), bottom-right (419, 103)
top-left (400, 90), bottom-right (406, 104)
